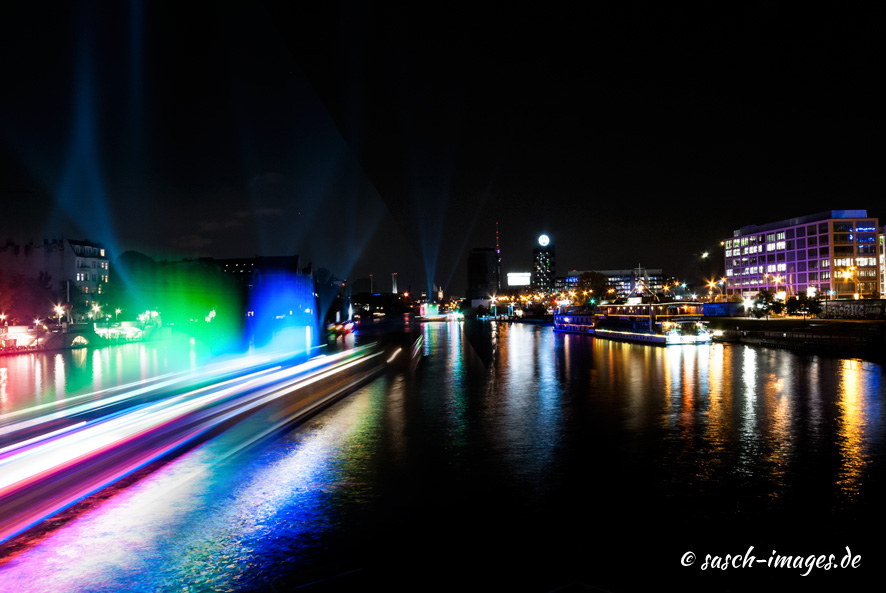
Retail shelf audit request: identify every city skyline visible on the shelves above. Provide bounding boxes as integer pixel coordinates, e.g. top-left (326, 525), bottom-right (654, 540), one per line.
top-left (1, 3), bottom-right (881, 297)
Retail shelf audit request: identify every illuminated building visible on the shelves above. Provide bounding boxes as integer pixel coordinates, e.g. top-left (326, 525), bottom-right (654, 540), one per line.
top-left (722, 210), bottom-right (881, 300)
top-left (879, 227), bottom-right (884, 296)
top-left (595, 268), bottom-right (665, 298)
top-left (0, 238), bottom-right (109, 307)
top-left (551, 268), bottom-right (668, 299)
top-left (531, 234), bottom-right (555, 292)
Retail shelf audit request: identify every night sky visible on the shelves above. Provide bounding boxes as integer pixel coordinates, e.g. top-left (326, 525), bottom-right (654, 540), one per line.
top-left (1, 2), bottom-right (882, 296)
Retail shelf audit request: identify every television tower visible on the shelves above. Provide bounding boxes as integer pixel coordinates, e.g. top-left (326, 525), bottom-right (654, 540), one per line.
top-left (495, 222), bottom-right (502, 291)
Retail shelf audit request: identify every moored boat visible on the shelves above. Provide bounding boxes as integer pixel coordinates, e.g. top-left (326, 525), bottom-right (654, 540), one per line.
top-left (553, 313), bottom-right (595, 335)
top-left (593, 299), bottom-right (711, 345)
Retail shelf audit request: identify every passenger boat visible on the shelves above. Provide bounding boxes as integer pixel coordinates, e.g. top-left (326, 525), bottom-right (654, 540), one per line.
top-left (592, 299), bottom-right (712, 345)
top-left (552, 313), bottom-right (595, 335)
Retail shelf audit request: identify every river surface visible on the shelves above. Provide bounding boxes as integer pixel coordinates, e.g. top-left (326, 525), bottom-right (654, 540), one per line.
top-left (0, 322), bottom-right (884, 592)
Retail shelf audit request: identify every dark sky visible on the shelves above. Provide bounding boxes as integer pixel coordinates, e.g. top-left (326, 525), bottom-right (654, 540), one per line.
top-left (1, 2), bottom-right (882, 296)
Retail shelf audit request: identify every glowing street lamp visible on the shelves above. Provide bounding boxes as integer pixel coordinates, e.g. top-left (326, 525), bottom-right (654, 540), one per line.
top-left (837, 266), bottom-right (860, 299)
top-left (707, 281), bottom-right (721, 302)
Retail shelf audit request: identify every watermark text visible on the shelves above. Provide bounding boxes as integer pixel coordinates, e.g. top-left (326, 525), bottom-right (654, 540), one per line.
top-left (681, 546), bottom-right (861, 577)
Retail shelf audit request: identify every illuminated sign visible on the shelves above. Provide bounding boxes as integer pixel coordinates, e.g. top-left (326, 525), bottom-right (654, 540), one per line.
top-left (507, 272), bottom-right (531, 286)
top-left (538, 234), bottom-right (550, 247)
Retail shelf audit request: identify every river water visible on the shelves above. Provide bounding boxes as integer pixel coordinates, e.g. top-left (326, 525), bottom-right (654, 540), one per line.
top-left (0, 321), bottom-right (884, 592)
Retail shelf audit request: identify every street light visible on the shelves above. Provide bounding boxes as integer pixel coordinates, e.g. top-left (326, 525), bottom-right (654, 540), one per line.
top-left (836, 266), bottom-right (860, 299)
top-left (707, 280), bottom-right (724, 302)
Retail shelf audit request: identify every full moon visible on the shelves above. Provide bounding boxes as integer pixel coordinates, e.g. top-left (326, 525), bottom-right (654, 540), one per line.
top-left (538, 234), bottom-right (550, 247)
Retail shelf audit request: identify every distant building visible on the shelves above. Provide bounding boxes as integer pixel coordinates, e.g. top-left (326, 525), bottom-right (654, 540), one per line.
top-left (722, 210), bottom-right (881, 300)
top-left (531, 234), bottom-right (555, 293)
top-left (880, 227), bottom-right (884, 296)
top-left (0, 238), bottom-right (109, 307)
top-left (206, 255), bottom-right (310, 290)
top-left (467, 247), bottom-right (500, 300)
top-left (595, 267), bottom-right (665, 299)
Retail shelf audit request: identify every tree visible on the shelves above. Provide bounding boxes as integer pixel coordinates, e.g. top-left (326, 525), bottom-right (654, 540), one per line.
top-left (0, 269), bottom-right (13, 320)
top-left (575, 272), bottom-right (608, 305)
top-left (752, 290), bottom-right (774, 318)
top-left (4, 272), bottom-right (55, 324)
top-left (785, 294), bottom-right (822, 319)
top-left (769, 298), bottom-right (785, 316)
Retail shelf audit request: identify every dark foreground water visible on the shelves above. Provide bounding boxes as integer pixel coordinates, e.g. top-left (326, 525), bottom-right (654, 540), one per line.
top-left (1, 321), bottom-right (884, 592)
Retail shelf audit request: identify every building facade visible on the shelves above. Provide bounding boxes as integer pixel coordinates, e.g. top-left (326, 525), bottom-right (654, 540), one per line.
top-left (596, 268), bottom-right (666, 299)
top-left (0, 238), bottom-right (109, 308)
top-left (531, 235), bottom-right (555, 293)
top-left (723, 210), bottom-right (881, 300)
top-left (555, 268), bottom-right (668, 300)
top-left (880, 227), bottom-right (885, 297)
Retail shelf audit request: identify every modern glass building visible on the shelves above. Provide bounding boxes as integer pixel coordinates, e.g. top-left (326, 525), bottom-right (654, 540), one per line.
top-left (723, 210), bottom-right (881, 300)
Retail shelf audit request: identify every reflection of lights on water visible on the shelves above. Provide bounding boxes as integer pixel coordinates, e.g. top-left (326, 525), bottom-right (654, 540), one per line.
top-left (34, 358), bottom-right (43, 401)
top-left (0, 357), bottom-right (385, 591)
top-left (54, 354), bottom-right (66, 397)
top-left (92, 349), bottom-right (103, 390)
top-left (836, 359), bottom-right (868, 496)
top-left (0, 345), bottom-right (382, 545)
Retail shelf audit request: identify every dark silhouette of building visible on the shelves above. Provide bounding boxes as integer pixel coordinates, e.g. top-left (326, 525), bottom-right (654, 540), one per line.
top-left (467, 247), bottom-right (500, 300)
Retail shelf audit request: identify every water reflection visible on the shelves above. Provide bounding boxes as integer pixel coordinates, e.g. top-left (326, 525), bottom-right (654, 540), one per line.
top-left (0, 338), bottom-right (214, 416)
top-left (0, 376), bottom-right (388, 592)
top-left (0, 324), bottom-right (884, 590)
top-left (835, 358), bottom-right (880, 501)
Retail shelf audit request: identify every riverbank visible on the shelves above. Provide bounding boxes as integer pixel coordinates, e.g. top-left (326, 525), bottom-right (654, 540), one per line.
top-left (0, 326), bottom-right (174, 357)
top-left (706, 317), bottom-right (886, 360)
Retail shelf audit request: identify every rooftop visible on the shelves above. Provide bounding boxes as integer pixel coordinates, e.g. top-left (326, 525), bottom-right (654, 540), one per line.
top-left (733, 210), bottom-right (870, 237)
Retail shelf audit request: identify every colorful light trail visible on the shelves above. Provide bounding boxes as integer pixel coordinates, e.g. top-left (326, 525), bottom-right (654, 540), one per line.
top-left (0, 344), bottom-right (386, 545)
